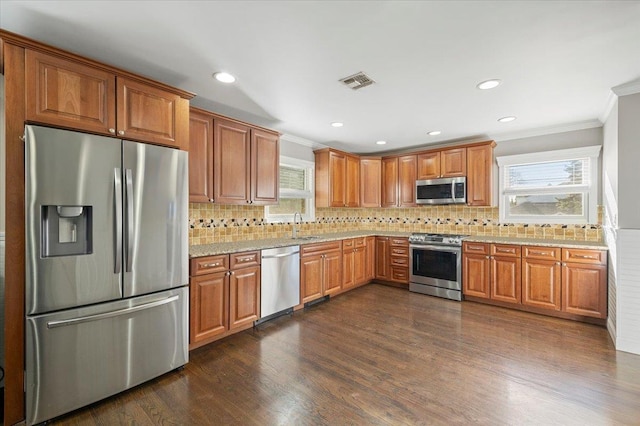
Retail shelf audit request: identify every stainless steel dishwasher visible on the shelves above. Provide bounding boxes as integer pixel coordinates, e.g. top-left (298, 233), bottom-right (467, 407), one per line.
top-left (259, 245), bottom-right (300, 324)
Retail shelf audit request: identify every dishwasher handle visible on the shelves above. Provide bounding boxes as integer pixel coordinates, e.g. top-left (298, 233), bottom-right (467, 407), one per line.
top-left (262, 250), bottom-right (300, 259)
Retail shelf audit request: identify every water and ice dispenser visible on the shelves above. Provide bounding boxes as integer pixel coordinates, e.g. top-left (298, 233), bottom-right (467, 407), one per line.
top-left (41, 205), bottom-right (93, 257)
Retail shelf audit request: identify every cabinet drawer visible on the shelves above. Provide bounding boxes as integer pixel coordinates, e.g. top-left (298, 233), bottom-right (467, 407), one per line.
top-left (301, 241), bottom-right (342, 257)
top-left (390, 238), bottom-right (409, 247)
top-left (390, 256), bottom-right (408, 267)
top-left (230, 251), bottom-right (260, 269)
top-left (523, 246), bottom-right (561, 261)
top-left (391, 266), bottom-right (409, 282)
top-left (343, 239), bottom-right (355, 249)
top-left (562, 248), bottom-right (606, 265)
top-left (463, 242), bottom-right (489, 255)
top-left (491, 244), bottom-right (521, 258)
top-left (390, 247), bottom-right (409, 257)
top-left (191, 255), bottom-right (229, 276)
top-left (354, 237), bottom-right (366, 247)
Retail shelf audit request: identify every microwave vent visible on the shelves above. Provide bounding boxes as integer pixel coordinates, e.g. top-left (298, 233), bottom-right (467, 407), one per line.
top-left (339, 72), bottom-right (375, 90)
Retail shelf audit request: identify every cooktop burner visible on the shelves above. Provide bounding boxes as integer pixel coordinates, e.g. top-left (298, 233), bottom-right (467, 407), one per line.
top-left (408, 233), bottom-right (468, 246)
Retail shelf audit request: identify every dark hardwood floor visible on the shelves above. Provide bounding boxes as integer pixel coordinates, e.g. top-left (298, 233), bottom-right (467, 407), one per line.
top-left (51, 284), bottom-right (640, 425)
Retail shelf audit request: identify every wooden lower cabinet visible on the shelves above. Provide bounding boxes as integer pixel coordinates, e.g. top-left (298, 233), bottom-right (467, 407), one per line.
top-left (562, 262), bottom-right (607, 318)
top-left (343, 238), bottom-right (367, 290)
top-left (375, 237), bottom-right (409, 286)
top-left (365, 236), bottom-right (376, 281)
top-left (522, 246), bottom-right (562, 311)
top-left (375, 237), bottom-right (390, 280)
top-left (463, 252), bottom-right (490, 298)
top-left (229, 265), bottom-right (260, 329)
top-left (301, 241), bottom-right (342, 303)
top-left (190, 272), bottom-right (229, 343)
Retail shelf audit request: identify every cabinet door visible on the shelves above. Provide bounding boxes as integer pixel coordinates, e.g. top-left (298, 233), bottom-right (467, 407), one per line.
top-left (467, 144), bottom-right (493, 206)
top-left (522, 259), bottom-right (561, 311)
top-left (490, 256), bottom-right (521, 304)
top-left (365, 237), bottom-right (376, 281)
top-left (324, 251), bottom-right (343, 295)
top-left (360, 158), bottom-right (381, 207)
top-left (441, 148), bottom-right (466, 177)
top-left (375, 237), bottom-right (390, 280)
top-left (562, 263), bottom-right (607, 318)
top-left (229, 265), bottom-right (260, 329)
top-left (398, 155), bottom-right (417, 207)
top-left (251, 129), bottom-right (279, 205)
top-left (342, 249), bottom-right (355, 290)
top-left (301, 255), bottom-right (324, 303)
top-left (329, 151), bottom-right (346, 207)
top-left (117, 77), bottom-right (188, 148)
top-left (214, 118), bottom-right (251, 204)
top-left (381, 157), bottom-right (398, 207)
top-left (354, 247), bottom-right (367, 286)
top-left (190, 272), bottom-right (228, 343)
top-left (188, 110), bottom-right (214, 203)
top-left (26, 50), bottom-right (116, 135)
top-left (345, 155), bottom-right (360, 207)
top-left (463, 253), bottom-right (490, 298)
top-left (417, 151), bottom-right (440, 180)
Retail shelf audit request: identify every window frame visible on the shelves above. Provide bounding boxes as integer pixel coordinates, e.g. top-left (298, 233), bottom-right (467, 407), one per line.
top-left (496, 145), bottom-right (601, 225)
top-left (264, 156), bottom-right (315, 223)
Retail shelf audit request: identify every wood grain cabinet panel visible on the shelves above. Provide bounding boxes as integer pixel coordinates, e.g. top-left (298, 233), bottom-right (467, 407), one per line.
top-left (229, 265), bottom-right (260, 329)
top-left (188, 110), bottom-right (214, 203)
top-left (26, 49), bottom-right (116, 134)
top-left (463, 253), bottom-right (491, 298)
top-left (251, 129), bottom-right (279, 205)
top-left (324, 250), bottom-right (343, 295)
top-left (328, 150), bottom-right (346, 207)
top-left (360, 157), bottom-right (382, 207)
top-left (440, 147), bottom-right (467, 177)
top-left (523, 258), bottom-right (562, 311)
top-left (417, 151), bottom-right (440, 180)
top-left (190, 272), bottom-right (229, 343)
top-left (490, 255), bottom-right (521, 304)
top-left (398, 155), bottom-right (417, 207)
top-left (375, 237), bottom-right (390, 280)
top-left (466, 144), bottom-right (494, 206)
top-left (315, 149), bottom-right (359, 207)
top-left (381, 157), bottom-right (399, 208)
top-left (214, 118), bottom-right (252, 204)
top-left (301, 255), bottom-right (324, 303)
top-left (342, 245), bottom-right (355, 290)
top-left (300, 242), bottom-right (342, 302)
top-left (365, 236), bottom-right (376, 281)
top-left (345, 154), bottom-right (360, 207)
top-left (562, 261), bottom-right (607, 318)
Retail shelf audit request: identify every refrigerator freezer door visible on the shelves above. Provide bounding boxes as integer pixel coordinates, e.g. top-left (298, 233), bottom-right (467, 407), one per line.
top-left (25, 125), bottom-right (123, 315)
top-left (122, 141), bottom-right (188, 297)
top-left (25, 287), bottom-right (189, 425)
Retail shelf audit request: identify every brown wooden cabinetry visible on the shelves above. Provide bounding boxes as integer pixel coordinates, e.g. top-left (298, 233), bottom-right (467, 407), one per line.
top-left (365, 236), bottom-right (376, 281)
top-left (417, 147), bottom-right (466, 179)
top-left (300, 241), bottom-right (343, 303)
top-left (375, 237), bottom-right (390, 280)
top-left (375, 237), bottom-right (409, 286)
top-left (189, 108), bottom-right (279, 204)
top-left (522, 246), bottom-right (562, 311)
top-left (315, 149), bottom-right (359, 207)
top-left (462, 242), bottom-right (490, 298)
top-left (343, 238), bottom-right (367, 290)
top-left (463, 242), bottom-right (521, 303)
top-left (382, 155), bottom-right (416, 207)
top-left (561, 248), bottom-right (607, 318)
top-left (466, 143), bottom-right (495, 206)
top-left (26, 49), bottom-right (191, 149)
top-left (189, 251), bottom-right (260, 349)
top-left (381, 158), bottom-right (398, 208)
top-left (360, 157), bottom-right (382, 207)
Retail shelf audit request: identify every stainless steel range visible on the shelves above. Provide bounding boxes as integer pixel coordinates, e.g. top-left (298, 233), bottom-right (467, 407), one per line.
top-left (409, 233), bottom-right (467, 301)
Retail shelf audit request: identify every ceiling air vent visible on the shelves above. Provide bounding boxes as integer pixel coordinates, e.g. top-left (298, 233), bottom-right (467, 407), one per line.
top-left (339, 72), bottom-right (375, 90)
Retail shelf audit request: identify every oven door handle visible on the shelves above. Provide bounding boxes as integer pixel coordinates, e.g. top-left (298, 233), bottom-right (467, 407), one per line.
top-left (410, 244), bottom-right (461, 254)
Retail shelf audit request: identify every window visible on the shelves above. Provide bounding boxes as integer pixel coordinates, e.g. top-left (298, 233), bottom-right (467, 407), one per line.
top-left (497, 146), bottom-right (601, 224)
top-left (264, 156), bottom-right (315, 223)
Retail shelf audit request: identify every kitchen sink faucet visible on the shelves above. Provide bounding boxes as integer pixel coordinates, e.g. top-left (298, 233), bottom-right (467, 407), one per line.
top-left (292, 212), bottom-right (302, 238)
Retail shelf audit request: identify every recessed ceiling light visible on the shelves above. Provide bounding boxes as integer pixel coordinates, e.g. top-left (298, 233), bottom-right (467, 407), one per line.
top-left (213, 72), bottom-right (236, 83)
top-left (376, 140), bottom-right (387, 145)
top-left (498, 116), bottom-right (517, 123)
top-left (477, 79), bottom-right (501, 90)
top-left (331, 122), bottom-right (344, 128)
top-left (427, 130), bottom-right (442, 136)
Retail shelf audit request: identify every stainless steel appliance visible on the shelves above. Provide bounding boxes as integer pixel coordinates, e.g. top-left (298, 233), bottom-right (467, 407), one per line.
top-left (24, 125), bottom-right (189, 425)
top-left (416, 176), bottom-right (466, 205)
top-left (259, 245), bottom-right (300, 323)
top-left (409, 233), bottom-right (467, 301)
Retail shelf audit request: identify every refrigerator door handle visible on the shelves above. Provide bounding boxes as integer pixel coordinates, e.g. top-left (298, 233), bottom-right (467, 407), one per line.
top-left (46, 295), bottom-right (180, 329)
top-left (125, 168), bottom-right (134, 272)
top-left (114, 168), bottom-right (122, 274)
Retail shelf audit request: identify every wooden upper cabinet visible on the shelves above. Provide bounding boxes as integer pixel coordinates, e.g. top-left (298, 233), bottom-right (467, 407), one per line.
top-left (417, 148), bottom-right (466, 180)
top-left (381, 157), bottom-right (398, 208)
top-left (214, 118), bottom-right (251, 204)
top-left (251, 129), bottom-right (279, 205)
top-left (315, 149), bottom-right (359, 207)
top-left (26, 49), bottom-right (116, 135)
top-left (25, 49), bottom-right (192, 149)
top-left (467, 143), bottom-right (495, 206)
top-left (116, 77), bottom-right (189, 149)
top-left (188, 110), bottom-right (214, 203)
top-left (398, 155), bottom-right (417, 207)
top-left (360, 157), bottom-right (382, 207)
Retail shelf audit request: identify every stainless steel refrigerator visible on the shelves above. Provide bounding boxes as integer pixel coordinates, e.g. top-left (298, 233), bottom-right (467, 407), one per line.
top-left (24, 125), bottom-right (189, 425)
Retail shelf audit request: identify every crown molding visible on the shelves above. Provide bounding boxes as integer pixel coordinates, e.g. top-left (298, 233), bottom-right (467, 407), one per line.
top-left (599, 91), bottom-right (618, 124)
top-left (280, 133), bottom-right (327, 149)
top-left (489, 119), bottom-right (602, 143)
top-left (612, 79), bottom-right (640, 96)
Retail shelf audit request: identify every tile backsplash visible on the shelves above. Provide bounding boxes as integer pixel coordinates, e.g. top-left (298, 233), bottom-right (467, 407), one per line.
top-left (189, 204), bottom-right (602, 245)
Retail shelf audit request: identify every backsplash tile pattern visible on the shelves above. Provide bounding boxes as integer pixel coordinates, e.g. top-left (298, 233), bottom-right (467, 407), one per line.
top-left (189, 203), bottom-right (602, 245)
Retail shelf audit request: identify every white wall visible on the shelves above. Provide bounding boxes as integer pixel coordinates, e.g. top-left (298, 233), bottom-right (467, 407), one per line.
top-left (279, 136), bottom-right (315, 163)
top-left (617, 93), bottom-right (640, 229)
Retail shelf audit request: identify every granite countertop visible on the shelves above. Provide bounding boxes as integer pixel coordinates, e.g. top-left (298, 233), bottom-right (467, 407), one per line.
top-left (190, 231), bottom-right (607, 258)
top-left (189, 231), bottom-right (412, 258)
top-left (464, 235), bottom-right (608, 250)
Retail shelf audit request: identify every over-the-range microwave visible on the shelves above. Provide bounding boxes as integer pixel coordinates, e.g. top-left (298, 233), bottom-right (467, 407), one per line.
top-left (416, 176), bottom-right (466, 205)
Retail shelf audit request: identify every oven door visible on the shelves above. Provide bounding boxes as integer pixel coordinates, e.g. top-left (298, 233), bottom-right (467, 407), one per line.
top-left (410, 244), bottom-right (461, 290)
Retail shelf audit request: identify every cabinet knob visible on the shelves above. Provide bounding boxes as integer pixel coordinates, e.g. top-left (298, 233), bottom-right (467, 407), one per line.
top-left (118, 130), bottom-right (125, 136)
top-left (108, 128), bottom-right (116, 134)
top-left (556, 262), bottom-right (561, 265)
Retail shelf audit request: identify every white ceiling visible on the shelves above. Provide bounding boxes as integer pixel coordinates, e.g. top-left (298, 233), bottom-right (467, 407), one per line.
top-left (2, 1), bottom-right (640, 153)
